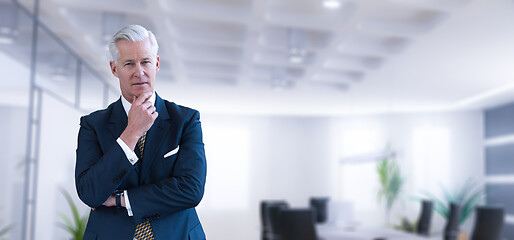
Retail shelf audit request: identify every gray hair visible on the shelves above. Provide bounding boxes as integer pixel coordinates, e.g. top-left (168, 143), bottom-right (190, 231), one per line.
top-left (108, 25), bottom-right (159, 62)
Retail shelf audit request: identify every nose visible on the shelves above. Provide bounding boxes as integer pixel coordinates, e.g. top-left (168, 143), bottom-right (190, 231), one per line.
top-left (134, 64), bottom-right (144, 78)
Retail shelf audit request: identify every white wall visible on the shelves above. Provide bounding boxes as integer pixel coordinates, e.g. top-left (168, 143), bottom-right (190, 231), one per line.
top-left (34, 95), bottom-right (85, 239)
top-left (0, 105), bottom-right (28, 240)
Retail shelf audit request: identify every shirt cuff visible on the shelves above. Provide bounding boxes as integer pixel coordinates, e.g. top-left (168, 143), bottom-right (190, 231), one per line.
top-left (116, 138), bottom-right (138, 165)
top-left (124, 190), bottom-right (133, 216)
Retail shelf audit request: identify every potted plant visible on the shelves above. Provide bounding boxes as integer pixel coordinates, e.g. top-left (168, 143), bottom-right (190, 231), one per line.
top-left (392, 216), bottom-right (417, 233)
top-left (57, 188), bottom-right (89, 240)
top-left (376, 155), bottom-right (405, 225)
top-left (0, 213), bottom-right (10, 240)
top-left (415, 179), bottom-right (484, 239)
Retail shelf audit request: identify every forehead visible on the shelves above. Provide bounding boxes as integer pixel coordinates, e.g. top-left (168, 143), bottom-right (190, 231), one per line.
top-left (116, 38), bottom-right (154, 60)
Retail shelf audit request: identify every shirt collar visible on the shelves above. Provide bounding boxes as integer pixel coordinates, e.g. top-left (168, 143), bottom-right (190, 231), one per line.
top-left (120, 92), bottom-right (156, 116)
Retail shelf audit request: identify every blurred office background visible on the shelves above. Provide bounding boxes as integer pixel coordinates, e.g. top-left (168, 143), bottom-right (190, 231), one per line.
top-left (1, 0), bottom-right (514, 239)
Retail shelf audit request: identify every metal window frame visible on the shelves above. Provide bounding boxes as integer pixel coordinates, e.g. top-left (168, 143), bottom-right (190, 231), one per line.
top-left (13, 0), bottom-right (118, 239)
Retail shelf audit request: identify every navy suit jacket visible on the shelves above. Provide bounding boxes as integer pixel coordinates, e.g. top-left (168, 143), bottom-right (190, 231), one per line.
top-left (75, 93), bottom-right (206, 240)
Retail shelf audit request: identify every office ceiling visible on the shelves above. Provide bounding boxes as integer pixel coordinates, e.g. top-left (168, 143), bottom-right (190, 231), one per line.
top-left (2, 0), bottom-right (514, 115)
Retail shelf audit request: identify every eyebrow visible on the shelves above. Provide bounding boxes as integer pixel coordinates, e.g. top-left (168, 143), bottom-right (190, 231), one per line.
top-left (122, 57), bottom-right (152, 63)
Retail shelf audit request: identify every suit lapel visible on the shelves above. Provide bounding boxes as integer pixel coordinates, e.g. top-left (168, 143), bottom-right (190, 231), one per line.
top-left (108, 98), bottom-right (128, 140)
top-left (140, 93), bottom-right (172, 184)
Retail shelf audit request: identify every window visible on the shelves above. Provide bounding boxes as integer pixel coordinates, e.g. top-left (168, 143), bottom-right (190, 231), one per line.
top-left (337, 125), bottom-right (383, 212)
top-left (200, 123), bottom-right (250, 211)
top-left (412, 127), bottom-right (450, 193)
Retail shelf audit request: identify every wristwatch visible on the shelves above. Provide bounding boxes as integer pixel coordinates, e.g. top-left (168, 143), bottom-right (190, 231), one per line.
top-left (115, 190), bottom-right (123, 208)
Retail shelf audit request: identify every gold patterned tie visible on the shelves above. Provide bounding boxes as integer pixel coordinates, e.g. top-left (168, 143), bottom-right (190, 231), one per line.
top-left (134, 132), bottom-right (155, 240)
top-left (136, 132), bottom-right (147, 158)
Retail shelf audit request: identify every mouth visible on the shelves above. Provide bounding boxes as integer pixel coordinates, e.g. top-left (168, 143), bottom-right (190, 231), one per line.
top-left (133, 82), bottom-right (147, 86)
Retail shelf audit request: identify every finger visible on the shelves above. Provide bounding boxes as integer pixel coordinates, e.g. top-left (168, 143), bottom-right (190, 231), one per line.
top-left (133, 95), bottom-right (146, 106)
top-left (148, 105), bottom-right (156, 114)
top-left (134, 92), bottom-right (152, 106)
top-left (144, 105), bottom-right (155, 115)
top-left (140, 92), bottom-right (153, 103)
top-left (140, 101), bottom-right (153, 111)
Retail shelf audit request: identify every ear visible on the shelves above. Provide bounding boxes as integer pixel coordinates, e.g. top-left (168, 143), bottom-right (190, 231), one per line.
top-left (110, 61), bottom-right (119, 77)
top-left (155, 56), bottom-right (160, 72)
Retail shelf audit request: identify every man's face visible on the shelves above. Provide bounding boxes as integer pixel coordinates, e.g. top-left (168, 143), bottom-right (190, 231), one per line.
top-left (110, 38), bottom-right (159, 103)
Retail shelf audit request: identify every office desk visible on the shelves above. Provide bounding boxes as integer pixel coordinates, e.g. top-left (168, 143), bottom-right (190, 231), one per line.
top-left (317, 224), bottom-right (440, 240)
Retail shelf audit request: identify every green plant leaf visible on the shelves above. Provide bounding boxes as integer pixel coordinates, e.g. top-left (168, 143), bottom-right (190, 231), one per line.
top-left (0, 224), bottom-right (11, 237)
top-left (57, 222), bottom-right (76, 236)
top-left (0, 208), bottom-right (11, 237)
top-left (416, 180), bottom-right (484, 224)
top-left (439, 183), bottom-right (454, 203)
top-left (392, 216), bottom-right (417, 233)
top-left (376, 154), bottom-right (404, 213)
top-left (58, 212), bottom-right (73, 230)
top-left (58, 188), bottom-right (89, 240)
top-left (458, 179), bottom-right (476, 201)
top-left (460, 186), bottom-right (485, 224)
top-left (419, 190), bottom-right (449, 218)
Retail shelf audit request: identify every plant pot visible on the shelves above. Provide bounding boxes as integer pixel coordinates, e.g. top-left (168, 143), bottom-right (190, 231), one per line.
top-left (457, 231), bottom-right (468, 240)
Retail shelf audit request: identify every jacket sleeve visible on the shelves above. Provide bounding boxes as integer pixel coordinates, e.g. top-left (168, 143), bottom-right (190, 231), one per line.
top-left (75, 116), bottom-right (135, 208)
top-left (126, 110), bottom-right (207, 224)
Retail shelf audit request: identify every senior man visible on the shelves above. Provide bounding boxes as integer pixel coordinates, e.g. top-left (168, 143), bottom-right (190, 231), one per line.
top-left (75, 25), bottom-right (206, 240)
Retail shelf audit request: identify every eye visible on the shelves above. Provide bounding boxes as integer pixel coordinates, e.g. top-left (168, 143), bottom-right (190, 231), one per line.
top-left (124, 62), bottom-right (133, 66)
top-left (142, 60), bottom-right (151, 64)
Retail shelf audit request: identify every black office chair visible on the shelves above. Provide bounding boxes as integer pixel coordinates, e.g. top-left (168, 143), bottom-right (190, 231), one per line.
top-left (310, 197), bottom-right (329, 223)
top-left (471, 206), bottom-right (504, 240)
top-left (260, 200), bottom-right (289, 240)
top-left (260, 201), bottom-right (289, 240)
top-left (280, 208), bottom-right (318, 240)
top-left (444, 203), bottom-right (462, 240)
top-left (416, 200), bottom-right (433, 236)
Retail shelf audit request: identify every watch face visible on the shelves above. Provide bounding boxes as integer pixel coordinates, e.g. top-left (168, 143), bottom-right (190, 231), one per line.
top-left (116, 193), bottom-right (122, 208)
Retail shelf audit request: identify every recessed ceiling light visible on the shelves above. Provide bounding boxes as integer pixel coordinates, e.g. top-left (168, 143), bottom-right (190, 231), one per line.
top-left (289, 47), bottom-right (306, 64)
top-left (322, 0), bottom-right (342, 9)
top-left (289, 55), bottom-right (303, 64)
top-left (271, 77), bottom-right (294, 91)
top-left (0, 36), bottom-right (13, 44)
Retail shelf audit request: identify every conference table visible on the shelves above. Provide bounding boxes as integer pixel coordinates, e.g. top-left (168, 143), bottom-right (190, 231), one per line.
top-left (317, 224), bottom-right (441, 240)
